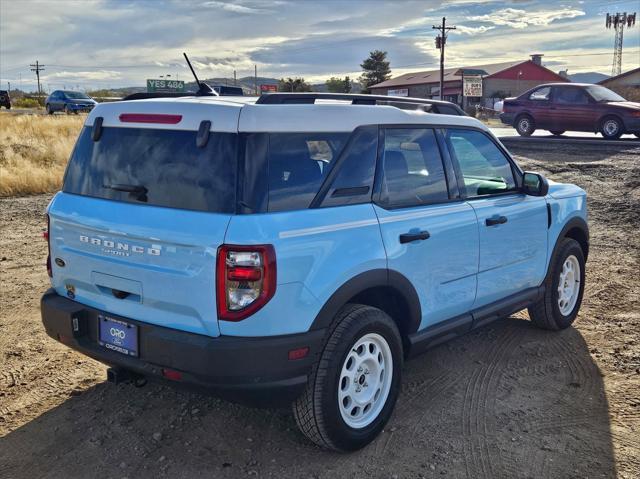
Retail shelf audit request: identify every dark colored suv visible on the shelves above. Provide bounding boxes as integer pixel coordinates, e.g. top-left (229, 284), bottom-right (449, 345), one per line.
top-left (0, 90), bottom-right (10, 109)
top-left (501, 83), bottom-right (640, 139)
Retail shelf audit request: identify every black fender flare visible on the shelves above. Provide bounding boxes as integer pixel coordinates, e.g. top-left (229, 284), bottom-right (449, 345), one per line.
top-left (309, 269), bottom-right (422, 335)
top-left (547, 216), bottom-right (589, 278)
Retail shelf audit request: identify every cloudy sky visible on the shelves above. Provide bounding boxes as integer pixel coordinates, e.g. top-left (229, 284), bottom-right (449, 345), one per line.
top-left (1, 0), bottom-right (639, 91)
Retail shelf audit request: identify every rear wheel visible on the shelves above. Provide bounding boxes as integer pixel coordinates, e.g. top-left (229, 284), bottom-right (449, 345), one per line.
top-left (515, 115), bottom-right (535, 136)
top-left (293, 304), bottom-right (402, 452)
top-left (528, 238), bottom-right (585, 330)
top-left (549, 130), bottom-right (565, 136)
top-left (600, 116), bottom-right (623, 140)
top-left (634, 133), bottom-right (640, 139)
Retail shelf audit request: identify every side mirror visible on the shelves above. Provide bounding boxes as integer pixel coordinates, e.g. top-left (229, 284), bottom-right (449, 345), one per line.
top-left (523, 171), bottom-right (549, 196)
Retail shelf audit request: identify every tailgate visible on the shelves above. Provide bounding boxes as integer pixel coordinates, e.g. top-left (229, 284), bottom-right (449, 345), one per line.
top-left (48, 193), bottom-right (230, 337)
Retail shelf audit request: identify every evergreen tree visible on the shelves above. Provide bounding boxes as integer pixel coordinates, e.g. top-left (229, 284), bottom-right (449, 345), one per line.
top-left (360, 50), bottom-right (391, 93)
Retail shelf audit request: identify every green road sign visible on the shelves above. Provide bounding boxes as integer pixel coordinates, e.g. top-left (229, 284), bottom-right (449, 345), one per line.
top-left (147, 79), bottom-right (185, 93)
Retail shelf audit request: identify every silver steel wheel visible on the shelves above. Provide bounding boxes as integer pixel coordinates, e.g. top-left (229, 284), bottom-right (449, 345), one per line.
top-left (518, 118), bottom-right (531, 133)
top-left (338, 332), bottom-right (393, 429)
top-left (557, 255), bottom-right (581, 316)
top-left (603, 119), bottom-right (619, 137)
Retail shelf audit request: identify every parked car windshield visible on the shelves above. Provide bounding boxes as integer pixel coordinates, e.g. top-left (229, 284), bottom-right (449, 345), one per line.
top-left (585, 85), bottom-right (625, 102)
top-left (63, 91), bottom-right (91, 99)
top-left (63, 127), bottom-right (238, 213)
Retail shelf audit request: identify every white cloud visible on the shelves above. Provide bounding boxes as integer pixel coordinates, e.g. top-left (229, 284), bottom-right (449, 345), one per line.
top-left (202, 1), bottom-right (270, 14)
top-left (469, 7), bottom-right (585, 29)
top-left (452, 25), bottom-right (496, 35)
top-left (43, 70), bottom-right (122, 81)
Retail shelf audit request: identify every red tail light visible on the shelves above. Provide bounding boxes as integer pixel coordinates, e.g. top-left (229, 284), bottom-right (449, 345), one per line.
top-left (119, 113), bottom-right (182, 124)
top-left (216, 245), bottom-right (276, 321)
top-left (45, 214), bottom-right (52, 277)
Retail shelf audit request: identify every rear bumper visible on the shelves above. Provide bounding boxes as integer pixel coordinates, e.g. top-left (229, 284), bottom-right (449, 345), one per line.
top-left (499, 112), bottom-right (515, 125)
top-left (41, 289), bottom-right (324, 406)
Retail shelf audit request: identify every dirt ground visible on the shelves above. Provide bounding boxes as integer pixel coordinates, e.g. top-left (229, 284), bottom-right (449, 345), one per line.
top-left (1, 140), bottom-right (639, 479)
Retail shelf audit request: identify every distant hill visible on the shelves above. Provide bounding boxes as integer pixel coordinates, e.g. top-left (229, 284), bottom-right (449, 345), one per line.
top-left (113, 76), bottom-right (363, 96)
top-left (568, 72), bottom-right (610, 84)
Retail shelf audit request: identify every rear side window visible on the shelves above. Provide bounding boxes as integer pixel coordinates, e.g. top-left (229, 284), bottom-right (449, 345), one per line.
top-left (267, 132), bottom-right (348, 212)
top-left (320, 126), bottom-right (378, 208)
top-left (379, 128), bottom-right (449, 208)
top-left (63, 127), bottom-right (238, 213)
top-left (529, 87), bottom-right (551, 101)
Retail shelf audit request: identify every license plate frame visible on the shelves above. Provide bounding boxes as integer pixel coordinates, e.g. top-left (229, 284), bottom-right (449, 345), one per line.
top-left (98, 315), bottom-right (139, 357)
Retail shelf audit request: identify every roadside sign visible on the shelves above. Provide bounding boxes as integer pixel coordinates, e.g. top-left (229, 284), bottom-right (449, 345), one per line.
top-left (388, 88), bottom-right (409, 97)
top-left (260, 84), bottom-right (278, 93)
top-left (147, 79), bottom-right (185, 93)
top-left (463, 75), bottom-right (482, 97)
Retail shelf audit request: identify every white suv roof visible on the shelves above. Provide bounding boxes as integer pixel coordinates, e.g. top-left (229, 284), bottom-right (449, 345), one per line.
top-left (85, 95), bottom-right (487, 134)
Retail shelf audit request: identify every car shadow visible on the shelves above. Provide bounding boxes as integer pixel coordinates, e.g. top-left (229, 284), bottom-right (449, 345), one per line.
top-left (0, 317), bottom-right (615, 479)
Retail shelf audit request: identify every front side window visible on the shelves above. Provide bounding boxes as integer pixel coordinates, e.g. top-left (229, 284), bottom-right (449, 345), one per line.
top-left (379, 128), bottom-right (448, 208)
top-left (267, 132), bottom-right (348, 212)
top-left (529, 87), bottom-right (551, 101)
top-left (445, 129), bottom-right (517, 197)
top-left (554, 87), bottom-right (590, 105)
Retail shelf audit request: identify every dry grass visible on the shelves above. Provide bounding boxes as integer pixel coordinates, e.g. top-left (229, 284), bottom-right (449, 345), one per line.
top-left (0, 113), bottom-right (83, 196)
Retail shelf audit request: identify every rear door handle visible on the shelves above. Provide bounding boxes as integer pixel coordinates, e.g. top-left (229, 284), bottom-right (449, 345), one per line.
top-left (485, 216), bottom-right (508, 226)
top-left (399, 231), bottom-right (430, 244)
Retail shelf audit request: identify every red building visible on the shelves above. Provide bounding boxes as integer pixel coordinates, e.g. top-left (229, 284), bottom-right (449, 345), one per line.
top-left (370, 54), bottom-right (568, 109)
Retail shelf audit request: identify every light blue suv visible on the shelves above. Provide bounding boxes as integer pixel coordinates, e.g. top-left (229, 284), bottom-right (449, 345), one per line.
top-left (41, 92), bottom-right (588, 451)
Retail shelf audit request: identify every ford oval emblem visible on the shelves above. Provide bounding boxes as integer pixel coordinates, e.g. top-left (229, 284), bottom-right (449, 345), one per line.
top-left (55, 258), bottom-right (66, 267)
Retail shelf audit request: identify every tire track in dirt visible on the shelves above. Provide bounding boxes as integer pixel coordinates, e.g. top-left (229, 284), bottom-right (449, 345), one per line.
top-left (461, 325), bottom-right (521, 479)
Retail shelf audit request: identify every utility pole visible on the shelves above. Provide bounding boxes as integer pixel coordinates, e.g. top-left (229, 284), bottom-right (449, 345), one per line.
top-left (605, 12), bottom-right (637, 76)
top-left (254, 65), bottom-right (258, 95)
top-left (233, 70), bottom-right (237, 86)
top-left (30, 60), bottom-right (45, 97)
top-left (432, 17), bottom-right (456, 100)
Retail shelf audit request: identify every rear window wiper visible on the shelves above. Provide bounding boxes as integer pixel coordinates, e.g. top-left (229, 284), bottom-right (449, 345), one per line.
top-left (103, 184), bottom-right (148, 202)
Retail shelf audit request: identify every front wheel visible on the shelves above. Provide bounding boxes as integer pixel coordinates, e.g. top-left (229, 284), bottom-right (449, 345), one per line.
top-left (528, 238), bottom-right (585, 330)
top-left (293, 304), bottom-right (402, 452)
top-left (600, 116), bottom-right (623, 140)
top-left (46, 104), bottom-right (53, 115)
top-left (549, 130), bottom-right (565, 136)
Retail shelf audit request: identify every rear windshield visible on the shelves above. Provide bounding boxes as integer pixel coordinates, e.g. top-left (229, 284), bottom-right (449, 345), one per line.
top-left (63, 127), bottom-right (237, 213)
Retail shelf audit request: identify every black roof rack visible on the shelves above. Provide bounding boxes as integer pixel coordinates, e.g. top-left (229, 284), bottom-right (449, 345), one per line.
top-left (255, 92), bottom-right (465, 115)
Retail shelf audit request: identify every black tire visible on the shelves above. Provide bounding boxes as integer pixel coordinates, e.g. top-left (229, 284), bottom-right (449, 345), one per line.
top-left (293, 304), bottom-right (403, 452)
top-left (46, 104), bottom-right (53, 115)
top-left (515, 114), bottom-right (535, 136)
top-left (64, 105), bottom-right (72, 115)
top-left (600, 116), bottom-right (623, 140)
top-left (549, 130), bottom-right (565, 136)
top-left (528, 238), bottom-right (585, 331)
top-left (634, 133), bottom-right (639, 139)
